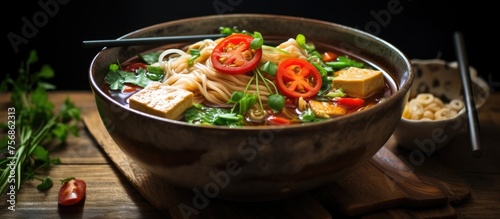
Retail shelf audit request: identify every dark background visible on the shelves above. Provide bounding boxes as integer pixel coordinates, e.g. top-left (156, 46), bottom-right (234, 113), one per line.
top-left (3, 0), bottom-right (498, 92)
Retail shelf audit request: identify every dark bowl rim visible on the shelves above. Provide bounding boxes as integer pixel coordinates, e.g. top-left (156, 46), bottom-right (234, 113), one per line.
top-left (89, 13), bottom-right (414, 131)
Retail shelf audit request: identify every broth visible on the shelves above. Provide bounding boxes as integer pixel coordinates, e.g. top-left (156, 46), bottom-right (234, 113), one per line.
top-left (104, 38), bottom-right (396, 126)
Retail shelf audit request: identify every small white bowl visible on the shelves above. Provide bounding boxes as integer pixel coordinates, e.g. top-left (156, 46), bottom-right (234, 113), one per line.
top-left (393, 59), bottom-right (491, 152)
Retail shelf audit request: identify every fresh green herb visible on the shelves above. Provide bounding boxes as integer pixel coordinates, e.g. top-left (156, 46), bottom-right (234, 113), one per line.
top-left (299, 108), bottom-right (325, 122)
top-left (312, 62), bottom-right (328, 77)
top-left (188, 49), bottom-right (201, 65)
top-left (218, 27), bottom-right (263, 50)
top-left (228, 91), bottom-right (257, 115)
top-left (219, 26), bottom-right (250, 36)
top-left (253, 68), bottom-right (285, 113)
top-left (183, 27), bottom-right (287, 126)
top-left (0, 50), bottom-right (82, 195)
top-left (325, 88), bottom-right (346, 98)
top-left (36, 177), bottom-right (54, 190)
top-left (260, 61), bottom-right (278, 76)
top-left (105, 63), bottom-right (163, 91)
top-left (325, 56), bottom-right (364, 69)
top-left (316, 85), bottom-right (346, 102)
top-left (250, 32), bottom-right (264, 50)
top-left (109, 63), bottom-right (120, 72)
top-left (139, 51), bottom-right (163, 64)
top-left (295, 33), bottom-right (338, 95)
top-left (184, 103), bottom-right (244, 127)
top-left (219, 26), bottom-right (240, 35)
top-left (267, 94), bottom-right (285, 112)
top-left (221, 30), bottom-right (285, 114)
top-left (296, 34), bottom-right (322, 60)
top-left (296, 34), bottom-right (360, 98)
top-left (185, 62), bottom-right (285, 126)
top-left (296, 34), bottom-right (312, 51)
top-left (145, 66), bottom-right (164, 80)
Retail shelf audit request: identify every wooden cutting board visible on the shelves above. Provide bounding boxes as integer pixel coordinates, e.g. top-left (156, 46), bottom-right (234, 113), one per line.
top-left (83, 111), bottom-right (470, 218)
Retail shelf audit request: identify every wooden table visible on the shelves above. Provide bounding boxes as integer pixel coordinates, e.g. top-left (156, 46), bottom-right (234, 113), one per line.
top-left (1, 91), bottom-right (499, 218)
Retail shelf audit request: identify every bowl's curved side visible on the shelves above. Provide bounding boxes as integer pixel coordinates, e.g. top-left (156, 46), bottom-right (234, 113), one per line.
top-left (92, 93), bottom-right (408, 201)
top-left (89, 14), bottom-right (413, 201)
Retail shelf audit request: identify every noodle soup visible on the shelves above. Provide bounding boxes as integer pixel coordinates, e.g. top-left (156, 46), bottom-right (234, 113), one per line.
top-left (104, 32), bottom-right (395, 127)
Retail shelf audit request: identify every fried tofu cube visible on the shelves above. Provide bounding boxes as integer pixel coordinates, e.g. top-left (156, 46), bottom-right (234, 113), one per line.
top-left (128, 82), bottom-right (193, 119)
top-left (332, 67), bottom-right (385, 98)
top-left (308, 100), bottom-right (347, 118)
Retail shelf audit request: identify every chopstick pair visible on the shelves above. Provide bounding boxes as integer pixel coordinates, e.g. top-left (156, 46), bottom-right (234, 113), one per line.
top-left (82, 34), bottom-right (225, 48)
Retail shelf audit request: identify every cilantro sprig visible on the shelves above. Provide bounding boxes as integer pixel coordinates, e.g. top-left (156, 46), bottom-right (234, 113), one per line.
top-left (105, 63), bottom-right (164, 91)
top-left (0, 50), bottom-right (82, 195)
top-left (226, 31), bottom-right (285, 117)
top-left (183, 29), bottom-right (286, 126)
top-left (184, 103), bottom-right (244, 127)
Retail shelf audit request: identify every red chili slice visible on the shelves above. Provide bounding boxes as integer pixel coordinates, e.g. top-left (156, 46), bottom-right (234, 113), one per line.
top-left (276, 58), bottom-right (322, 98)
top-left (210, 34), bottom-right (262, 74)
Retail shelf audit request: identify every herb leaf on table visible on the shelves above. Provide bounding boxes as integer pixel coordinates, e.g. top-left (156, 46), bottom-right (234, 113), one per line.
top-left (0, 50), bottom-right (82, 195)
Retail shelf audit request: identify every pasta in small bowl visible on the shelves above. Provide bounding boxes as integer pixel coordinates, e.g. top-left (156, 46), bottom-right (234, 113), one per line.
top-left (393, 59), bottom-right (490, 152)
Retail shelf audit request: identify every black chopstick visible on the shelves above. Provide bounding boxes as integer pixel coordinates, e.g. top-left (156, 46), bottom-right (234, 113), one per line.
top-left (82, 34), bottom-right (225, 48)
top-left (453, 31), bottom-right (482, 158)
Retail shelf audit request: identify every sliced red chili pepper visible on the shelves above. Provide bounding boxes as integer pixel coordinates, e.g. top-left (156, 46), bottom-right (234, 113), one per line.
top-left (210, 34), bottom-right (262, 74)
top-left (124, 62), bottom-right (148, 73)
top-left (122, 84), bottom-right (141, 93)
top-left (322, 51), bottom-right (338, 62)
top-left (336, 97), bottom-right (365, 109)
top-left (267, 116), bottom-right (292, 125)
top-left (276, 58), bottom-right (322, 98)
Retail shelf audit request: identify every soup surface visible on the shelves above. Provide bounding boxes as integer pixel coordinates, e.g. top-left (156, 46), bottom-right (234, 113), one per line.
top-left (103, 30), bottom-right (395, 127)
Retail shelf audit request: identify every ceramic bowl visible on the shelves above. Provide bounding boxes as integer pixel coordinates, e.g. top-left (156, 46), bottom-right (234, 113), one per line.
top-left (393, 59), bottom-right (490, 152)
top-left (88, 14), bottom-right (413, 201)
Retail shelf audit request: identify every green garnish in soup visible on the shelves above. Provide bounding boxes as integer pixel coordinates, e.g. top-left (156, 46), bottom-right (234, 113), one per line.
top-left (103, 27), bottom-right (392, 127)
